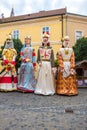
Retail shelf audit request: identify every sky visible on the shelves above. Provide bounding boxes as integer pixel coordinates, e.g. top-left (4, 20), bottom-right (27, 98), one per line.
top-left (0, 0), bottom-right (87, 18)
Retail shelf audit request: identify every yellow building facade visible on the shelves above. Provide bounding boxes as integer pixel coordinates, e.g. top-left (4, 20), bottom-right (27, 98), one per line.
top-left (66, 14), bottom-right (87, 47)
top-left (0, 16), bottom-right (62, 57)
top-left (0, 8), bottom-right (87, 57)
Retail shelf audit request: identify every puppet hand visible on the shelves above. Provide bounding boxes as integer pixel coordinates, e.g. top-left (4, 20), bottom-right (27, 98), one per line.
top-left (26, 58), bottom-right (31, 62)
top-left (11, 61), bottom-right (16, 65)
top-left (39, 63), bottom-right (42, 67)
top-left (3, 60), bottom-right (9, 65)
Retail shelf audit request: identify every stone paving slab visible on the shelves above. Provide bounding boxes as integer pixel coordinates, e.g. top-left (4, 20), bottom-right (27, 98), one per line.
top-left (0, 89), bottom-right (87, 130)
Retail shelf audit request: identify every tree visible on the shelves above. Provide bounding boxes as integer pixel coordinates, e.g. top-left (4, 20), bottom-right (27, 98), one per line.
top-left (13, 39), bottom-right (23, 71)
top-left (0, 38), bottom-right (23, 72)
top-left (73, 37), bottom-right (87, 61)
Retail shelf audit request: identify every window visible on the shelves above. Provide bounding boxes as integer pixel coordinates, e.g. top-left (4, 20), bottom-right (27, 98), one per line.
top-left (75, 31), bottom-right (82, 41)
top-left (13, 30), bottom-right (20, 39)
top-left (42, 26), bottom-right (50, 34)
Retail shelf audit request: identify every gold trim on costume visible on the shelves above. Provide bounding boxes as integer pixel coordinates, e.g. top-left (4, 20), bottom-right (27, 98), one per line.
top-left (63, 59), bottom-right (70, 62)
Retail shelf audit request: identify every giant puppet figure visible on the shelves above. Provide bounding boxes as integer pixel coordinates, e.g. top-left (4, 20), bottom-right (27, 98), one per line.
top-left (17, 36), bottom-right (36, 92)
top-left (56, 36), bottom-right (78, 96)
top-left (0, 34), bottom-right (17, 91)
top-left (35, 33), bottom-right (55, 95)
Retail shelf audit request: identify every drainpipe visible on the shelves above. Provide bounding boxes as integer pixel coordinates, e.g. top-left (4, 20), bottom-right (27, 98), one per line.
top-left (61, 14), bottom-right (64, 44)
top-left (66, 13), bottom-right (68, 35)
top-left (61, 15), bottom-right (63, 38)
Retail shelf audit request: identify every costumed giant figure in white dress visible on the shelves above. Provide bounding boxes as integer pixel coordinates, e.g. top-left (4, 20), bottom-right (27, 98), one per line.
top-left (35, 33), bottom-right (55, 95)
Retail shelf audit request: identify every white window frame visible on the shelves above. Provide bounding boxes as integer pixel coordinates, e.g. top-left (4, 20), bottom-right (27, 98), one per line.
top-left (13, 30), bottom-right (20, 39)
top-left (75, 30), bottom-right (83, 41)
top-left (41, 26), bottom-right (50, 36)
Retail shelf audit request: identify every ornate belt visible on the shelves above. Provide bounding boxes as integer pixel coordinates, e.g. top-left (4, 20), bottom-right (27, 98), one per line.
top-left (42, 59), bottom-right (50, 61)
top-left (63, 59), bottom-right (70, 62)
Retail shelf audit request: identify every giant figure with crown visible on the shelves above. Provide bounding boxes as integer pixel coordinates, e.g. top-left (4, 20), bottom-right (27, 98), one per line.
top-left (56, 36), bottom-right (78, 96)
top-left (0, 34), bottom-right (18, 91)
top-left (35, 32), bottom-right (55, 95)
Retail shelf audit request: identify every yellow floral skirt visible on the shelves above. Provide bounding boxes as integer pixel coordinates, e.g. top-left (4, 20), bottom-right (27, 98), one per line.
top-left (56, 71), bottom-right (78, 96)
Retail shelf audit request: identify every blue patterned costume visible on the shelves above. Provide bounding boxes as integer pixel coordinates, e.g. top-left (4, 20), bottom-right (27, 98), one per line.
top-left (17, 44), bottom-right (36, 92)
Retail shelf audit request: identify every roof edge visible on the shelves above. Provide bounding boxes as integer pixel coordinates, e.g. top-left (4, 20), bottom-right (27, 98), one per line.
top-left (0, 8), bottom-right (66, 24)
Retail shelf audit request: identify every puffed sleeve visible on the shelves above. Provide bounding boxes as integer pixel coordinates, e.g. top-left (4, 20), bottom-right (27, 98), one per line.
top-left (70, 50), bottom-right (75, 69)
top-left (32, 49), bottom-right (36, 67)
top-left (58, 51), bottom-right (64, 68)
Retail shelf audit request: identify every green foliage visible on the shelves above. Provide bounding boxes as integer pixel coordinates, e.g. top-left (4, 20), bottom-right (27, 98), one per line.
top-left (73, 37), bottom-right (87, 61)
top-left (0, 44), bottom-right (5, 59)
top-left (13, 39), bottom-right (23, 71)
top-left (54, 59), bottom-right (59, 67)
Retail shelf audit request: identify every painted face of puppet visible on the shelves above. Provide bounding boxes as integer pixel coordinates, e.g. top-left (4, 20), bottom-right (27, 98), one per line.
top-left (64, 39), bottom-right (69, 47)
top-left (43, 37), bottom-right (48, 44)
top-left (6, 39), bottom-right (12, 44)
top-left (25, 38), bottom-right (31, 45)
top-left (63, 36), bottom-right (70, 48)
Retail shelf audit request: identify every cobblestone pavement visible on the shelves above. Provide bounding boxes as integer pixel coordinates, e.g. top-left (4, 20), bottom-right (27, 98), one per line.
top-left (0, 89), bottom-right (87, 130)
